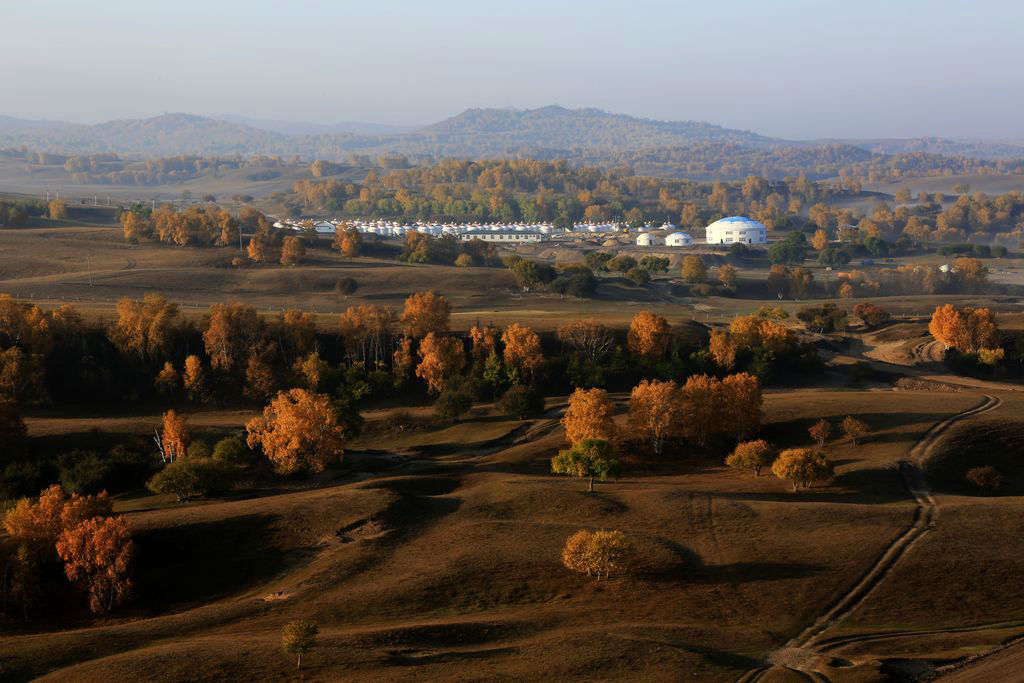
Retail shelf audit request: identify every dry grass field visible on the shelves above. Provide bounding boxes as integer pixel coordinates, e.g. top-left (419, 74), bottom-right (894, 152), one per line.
top-left (4, 386), bottom-right (1016, 681)
top-left (4, 216), bottom-right (1024, 681)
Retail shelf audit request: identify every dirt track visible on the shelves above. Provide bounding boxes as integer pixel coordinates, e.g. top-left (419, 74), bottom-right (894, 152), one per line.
top-left (737, 394), bottom-right (1004, 682)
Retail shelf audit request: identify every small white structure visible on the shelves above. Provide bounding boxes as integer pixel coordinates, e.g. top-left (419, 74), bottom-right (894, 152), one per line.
top-left (636, 232), bottom-right (660, 246)
top-left (665, 231), bottom-right (693, 247)
top-left (460, 230), bottom-right (544, 243)
top-left (705, 216), bottom-right (767, 244)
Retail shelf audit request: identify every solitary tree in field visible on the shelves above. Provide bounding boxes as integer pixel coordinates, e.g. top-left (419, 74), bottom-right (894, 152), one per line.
top-left (725, 440), bottom-right (775, 477)
top-left (282, 620), bottom-right (319, 669)
top-left (551, 439), bottom-right (620, 492)
top-left (561, 387), bottom-right (617, 445)
top-left (771, 448), bottom-right (834, 492)
top-left (561, 529), bottom-right (634, 580)
top-left (809, 419), bottom-right (831, 447)
top-left (841, 416), bottom-right (870, 445)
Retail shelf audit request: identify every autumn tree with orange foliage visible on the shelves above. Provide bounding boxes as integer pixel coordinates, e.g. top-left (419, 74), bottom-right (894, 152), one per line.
top-left (501, 323), bottom-right (543, 381)
top-left (469, 323), bottom-right (499, 359)
top-left (3, 485), bottom-right (111, 553)
top-left (628, 379), bottom-right (682, 454)
top-left (276, 309), bottom-right (317, 365)
top-left (721, 372), bottom-right (763, 441)
top-left (810, 229), bottom-right (828, 251)
top-left (339, 304), bottom-right (395, 368)
top-left (108, 293), bottom-right (180, 362)
top-left (245, 389), bottom-right (347, 474)
top-left (121, 211), bottom-right (151, 242)
top-left (680, 374), bottom-right (723, 447)
top-left (415, 332), bottom-right (465, 394)
top-left (56, 515), bottom-right (133, 613)
top-left (561, 387), bottom-right (617, 445)
top-left (280, 236), bottom-right (306, 266)
top-left (928, 304), bottom-right (999, 353)
top-left (158, 410), bottom-right (190, 463)
top-left (155, 361), bottom-right (179, 395)
top-left (401, 291), bottom-right (451, 338)
top-left (682, 254), bottom-right (707, 283)
top-left (809, 419), bottom-right (831, 447)
top-left (333, 223), bottom-right (362, 257)
top-left (717, 263), bottom-right (737, 287)
top-left (726, 440), bottom-right (775, 476)
top-left (182, 354), bottom-right (209, 403)
top-left (627, 311), bottom-right (670, 360)
top-left (203, 302), bottom-right (266, 373)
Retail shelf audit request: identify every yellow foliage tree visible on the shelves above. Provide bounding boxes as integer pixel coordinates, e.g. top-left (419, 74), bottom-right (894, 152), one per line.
top-left (245, 389), bottom-right (346, 474)
top-left (561, 387), bottom-right (617, 445)
top-left (415, 332), bottom-right (465, 394)
top-left (56, 515), bottom-right (133, 613)
top-left (401, 291), bottom-right (451, 338)
top-left (627, 311), bottom-right (670, 360)
top-left (627, 379), bottom-right (682, 454)
top-left (501, 323), bottom-right (543, 380)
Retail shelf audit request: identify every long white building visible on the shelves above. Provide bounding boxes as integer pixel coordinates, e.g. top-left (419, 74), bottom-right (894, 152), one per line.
top-left (460, 230), bottom-right (545, 243)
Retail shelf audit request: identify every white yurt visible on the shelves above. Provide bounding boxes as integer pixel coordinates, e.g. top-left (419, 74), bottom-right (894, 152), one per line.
top-left (636, 232), bottom-right (660, 246)
top-left (705, 216), bottom-right (768, 244)
top-left (665, 231), bottom-right (693, 247)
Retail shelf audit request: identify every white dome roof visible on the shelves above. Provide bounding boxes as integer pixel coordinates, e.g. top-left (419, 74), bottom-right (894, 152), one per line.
top-left (706, 216), bottom-right (766, 232)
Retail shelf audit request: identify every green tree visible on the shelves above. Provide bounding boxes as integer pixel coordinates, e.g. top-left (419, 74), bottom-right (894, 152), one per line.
top-left (551, 438), bottom-right (620, 492)
top-left (282, 620), bottom-right (319, 670)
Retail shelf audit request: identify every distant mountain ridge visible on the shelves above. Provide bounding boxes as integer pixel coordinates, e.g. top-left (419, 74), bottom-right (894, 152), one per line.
top-left (1, 106), bottom-right (1023, 179)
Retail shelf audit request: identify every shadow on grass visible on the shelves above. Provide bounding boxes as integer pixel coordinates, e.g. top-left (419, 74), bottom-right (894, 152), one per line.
top-left (133, 513), bottom-right (282, 610)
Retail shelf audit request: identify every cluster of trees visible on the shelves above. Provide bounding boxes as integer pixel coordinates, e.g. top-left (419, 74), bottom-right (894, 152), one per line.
top-left (724, 415), bottom-right (868, 491)
top-left (2, 485), bottom-right (132, 618)
top-left (552, 373), bottom-right (763, 490)
top-left (0, 199), bottom-right (47, 227)
top-left (708, 310), bottom-right (813, 381)
top-left (288, 159), bottom-right (853, 229)
top-left (929, 304), bottom-right (999, 354)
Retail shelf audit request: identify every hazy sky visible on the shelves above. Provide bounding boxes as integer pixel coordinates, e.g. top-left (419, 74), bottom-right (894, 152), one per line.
top-left (3, 0), bottom-right (1022, 140)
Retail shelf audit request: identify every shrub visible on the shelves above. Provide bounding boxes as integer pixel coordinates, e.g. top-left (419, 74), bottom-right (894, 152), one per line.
top-left (550, 272), bottom-right (598, 298)
top-left (212, 435), bottom-right (248, 463)
top-left (626, 267), bottom-right (651, 286)
top-left (454, 253), bottom-right (473, 267)
top-left (434, 389), bottom-right (472, 422)
top-left (58, 451), bottom-right (113, 495)
top-left (334, 277), bottom-right (358, 296)
top-left (146, 458), bottom-right (230, 501)
top-left (186, 440), bottom-right (212, 459)
top-left (498, 385), bottom-right (545, 418)
top-left (966, 465), bottom-right (1005, 491)
top-left (853, 302), bottom-right (890, 328)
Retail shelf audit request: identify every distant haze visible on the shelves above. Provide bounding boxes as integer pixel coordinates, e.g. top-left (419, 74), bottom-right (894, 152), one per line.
top-left (3, 0), bottom-right (1023, 140)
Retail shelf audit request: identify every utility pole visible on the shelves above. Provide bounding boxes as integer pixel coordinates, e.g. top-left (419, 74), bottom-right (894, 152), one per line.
top-left (87, 253), bottom-right (93, 286)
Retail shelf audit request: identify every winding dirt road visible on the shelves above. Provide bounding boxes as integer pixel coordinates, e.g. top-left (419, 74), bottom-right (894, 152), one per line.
top-left (737, 394), bottom-right (1003, 682)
